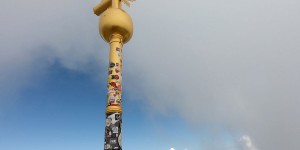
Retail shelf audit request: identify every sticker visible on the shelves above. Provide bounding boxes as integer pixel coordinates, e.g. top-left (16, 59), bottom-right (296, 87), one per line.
top-left (115, 68), bottom-right (120, 73)
top-left (115, 113), bottom-right (121, 120)
top-left (111, 75), bottom-right (119, 80)
top-left (109, 82), bottom-right (117, 87)
top-left (114, 63), bottom-right (121, 73)
top-left (116, 48), bottom-right (121, 57)
top-left (107, 90), bottom-right (122, 107)
top-left (109, 63), bottom-right (115, 68)
top-left (112, 127), bottom-right (119, 133)
top-left (116, 99), bottom-right (121, 104)
top-left (109, 99), bottom-right (115, 103)
top-left (113, 86), bottom-right (118, 91)
top-left (104, 113), bottom-right (122, 150)
top-left (110, 138), bottom-right (117, 144)
top-left (117, 85), bottom-right (122, 91)
top-left (107, 93), bottom-right (116, 106)
top-left (107, 88), bottom-right (114, 94)
top-left (110, 103), bottom-right (120, 107)
top-left (105, 144), bottom-right (111, 149)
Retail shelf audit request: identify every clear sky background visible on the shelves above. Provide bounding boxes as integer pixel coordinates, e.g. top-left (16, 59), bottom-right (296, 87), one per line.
top-left (1, 0), bottom-right (300, 150)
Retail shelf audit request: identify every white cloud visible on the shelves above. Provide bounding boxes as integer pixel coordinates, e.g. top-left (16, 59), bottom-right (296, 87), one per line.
top-left (0, 0), bottom-right (104, 104)
top-left (240, 135), bottom-right (257, 150)
top-left (124, 1), bottom-right (300, 149)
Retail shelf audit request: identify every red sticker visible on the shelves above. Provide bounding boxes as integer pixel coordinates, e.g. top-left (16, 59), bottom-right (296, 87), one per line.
top-left (109, 82), bottom-right (117, 87)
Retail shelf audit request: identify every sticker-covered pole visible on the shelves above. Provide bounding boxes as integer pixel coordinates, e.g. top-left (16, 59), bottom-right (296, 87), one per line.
top-left (106, 34), bottom-right (123, 113)
top-left (93, 0), bottom-right (134, 150)
top-left (104, 34), bottom-right (123, 150)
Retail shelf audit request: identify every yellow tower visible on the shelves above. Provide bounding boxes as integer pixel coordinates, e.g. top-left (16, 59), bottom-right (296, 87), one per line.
top-left (93, 0), bottom-right (135, 149)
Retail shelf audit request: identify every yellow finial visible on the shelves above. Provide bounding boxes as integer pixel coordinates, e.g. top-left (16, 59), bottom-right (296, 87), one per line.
top-left (121, 0), bottom-right (136, 7)
top-left (94, 0), bottom-right (135, 16)
top-left (93, 0), bottom-right (111, 16)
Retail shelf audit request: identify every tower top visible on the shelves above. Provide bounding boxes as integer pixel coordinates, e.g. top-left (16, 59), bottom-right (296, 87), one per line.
top-left (93, 0), bottom-right (135, 16)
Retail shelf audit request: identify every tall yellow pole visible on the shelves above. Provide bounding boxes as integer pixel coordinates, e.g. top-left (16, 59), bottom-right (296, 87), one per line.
top-left (106, 34), bottom-right (123, 113)
top-left (105, 34), bottom-right (123, 149)
top-left (93, 0), bottom-right (134, 149)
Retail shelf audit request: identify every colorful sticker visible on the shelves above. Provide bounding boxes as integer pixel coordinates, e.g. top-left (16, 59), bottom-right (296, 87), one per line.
top-left (116, 99), bottom-right (121, 104)
top-left (109, 63), bottom-right (115, 68)
top-left (109, 82), bottom-right (117, 87)
top-left (117, 85), bottom-right (122, 91)
top-left (115, 68), bottom-right (120, 73)
top-left (107, 89), bottom-right (122, 107)
top-left (111, 75), bottom-right (119, 80)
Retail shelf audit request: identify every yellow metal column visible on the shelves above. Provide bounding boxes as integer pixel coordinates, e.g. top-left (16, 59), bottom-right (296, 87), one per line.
top-left (104, 34), bottom-right (123, 150)
top-left (93, 0), bottom-right (135, 149)
top-left (106, 34), bottom-right (123, 113)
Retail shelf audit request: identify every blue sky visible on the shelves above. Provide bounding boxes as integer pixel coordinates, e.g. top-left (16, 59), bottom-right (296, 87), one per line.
top-left (0, 63), bottom-right (204, 150)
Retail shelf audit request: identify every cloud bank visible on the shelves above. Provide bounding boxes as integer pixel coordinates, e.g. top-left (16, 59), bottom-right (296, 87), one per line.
top-left (125, 0), bottom-right (300, 149)
top-left (1, 0), bottom-right (300, 149)
top-left (0, 0), bottom-right (105, 104)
